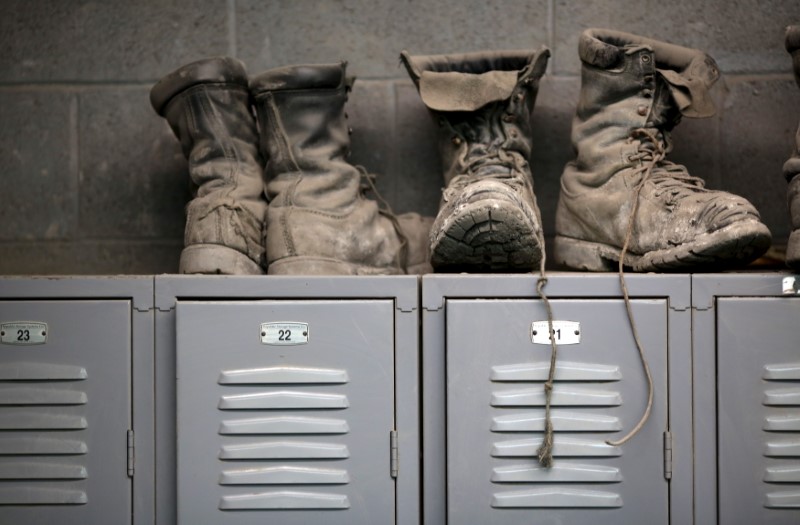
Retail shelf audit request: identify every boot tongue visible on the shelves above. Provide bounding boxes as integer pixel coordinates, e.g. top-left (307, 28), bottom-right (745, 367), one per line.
top-left (418, 70), bottom-right (518, 112)
top-left (657, 54), bottom-right (719, 118)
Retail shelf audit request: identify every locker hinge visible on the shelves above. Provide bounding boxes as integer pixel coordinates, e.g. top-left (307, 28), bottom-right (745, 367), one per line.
top-left (663, 431), bottom-right (672, 480)
top-left (127, 429), bottom-right (135, 478)
top-left (390, 430), bottom-right (399, 479)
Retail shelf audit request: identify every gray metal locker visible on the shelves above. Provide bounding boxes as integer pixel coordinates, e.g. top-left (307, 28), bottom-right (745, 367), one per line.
top-left (0, 277), bottom-right (155, 525)
top-left (693, 273), bottom-right (800, 525)
top-left (154, 276), bottom-right (421, 525)
top-left (422, 274), bottom-right (693, 524)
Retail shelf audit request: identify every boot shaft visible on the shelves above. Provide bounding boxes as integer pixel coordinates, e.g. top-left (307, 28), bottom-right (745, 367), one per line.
top-left (150, 57), bottom-right (268, 273)
top-left (250, 62), bottom-right (360, 211)
top-left (400, 49), bottom-right (549, 184)
top-left (787, 25), bottom-right (800, 88)
top-left (151, 57), bottom-right (260, 167)
top-left (567, 29), bottom-right (719, 191)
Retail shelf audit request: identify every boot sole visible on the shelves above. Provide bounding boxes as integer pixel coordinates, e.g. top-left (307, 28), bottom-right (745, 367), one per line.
top-left (268, 256), bottom-right (404, 276)
top-left (555, 220), bottom-right (772, 272)
top-left (431, 200), bottom-right (542, 273)
top-left (179, 244), bottom-right (265, 275)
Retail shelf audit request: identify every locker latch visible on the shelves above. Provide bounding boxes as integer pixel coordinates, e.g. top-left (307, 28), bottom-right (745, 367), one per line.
top-left (783, 276), bottom-right (799, 295)
top-left (127, 429), bottom-right (135, 478)
top-left (390, 430), bottom-right (398, 479)
top-left (663, 431), bottom-right (672, 480)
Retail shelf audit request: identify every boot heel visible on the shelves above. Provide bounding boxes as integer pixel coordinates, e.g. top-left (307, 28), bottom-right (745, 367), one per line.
top-left (554, 236), bottom-right (619, 272)
top-left (180, 244), bottom-right (264, 275)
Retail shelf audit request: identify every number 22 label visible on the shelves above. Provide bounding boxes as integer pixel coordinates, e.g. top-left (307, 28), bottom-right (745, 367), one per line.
top-left (261, 322), bottom-right (309, 346)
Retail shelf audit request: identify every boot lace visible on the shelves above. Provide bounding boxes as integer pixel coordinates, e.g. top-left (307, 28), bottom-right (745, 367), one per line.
top-left (607, 127), bottom-right (668, 448)
top-left (444, 144), bottom-right (529, 201)
top-left (356, 166), bottom-right (410, 273)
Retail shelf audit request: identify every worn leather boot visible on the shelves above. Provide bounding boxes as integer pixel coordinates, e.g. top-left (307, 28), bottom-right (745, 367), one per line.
top-left (401, 48), bottom-right (550, 272)
top-left (785, 25), bottom-right (800, 271)
top-left (555, 29), bottom-right (771, 271)
top-left (250, 62), bottom-right (432, 275)
top-left (151, 57), bottom-right (267, 274)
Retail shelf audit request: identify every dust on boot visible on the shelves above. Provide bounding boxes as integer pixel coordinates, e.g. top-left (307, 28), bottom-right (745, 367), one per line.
top-left (250, 62), bottom-right (432, 275)
top-left (151, 57), bottom-right (267, 274)
top-left (401, 48), bottom-right (550, 272)
top-left (784, 25), bottom-right (800, 271)
top-left (555, 29), bottom-right (771, 271)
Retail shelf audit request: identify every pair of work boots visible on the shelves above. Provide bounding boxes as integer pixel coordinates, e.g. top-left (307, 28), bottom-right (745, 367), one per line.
top-left (151, 59), bottom-right (432, 275)
top-left (404, 28), bottom-right (772, 272)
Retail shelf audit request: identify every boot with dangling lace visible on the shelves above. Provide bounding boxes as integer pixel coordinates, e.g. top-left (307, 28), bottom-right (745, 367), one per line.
top-left (401, 48), bottom-right (551, 272)
top-left (555, 29), bottom-right (771, 272)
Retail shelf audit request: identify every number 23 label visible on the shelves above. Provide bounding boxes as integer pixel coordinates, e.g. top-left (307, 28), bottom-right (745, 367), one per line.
top-left (261, 322), bottom-right (309, 346)
top-left (1, 322), bottom-right (48, 345)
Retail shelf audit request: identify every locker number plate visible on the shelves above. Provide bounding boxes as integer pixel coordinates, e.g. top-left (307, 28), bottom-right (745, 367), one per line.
top-left (261, 322), bottom-right (309, 345)
top-left (1, 322), bottom-right (48, 345)
top-left (531, 320), bottom-right (580, 345)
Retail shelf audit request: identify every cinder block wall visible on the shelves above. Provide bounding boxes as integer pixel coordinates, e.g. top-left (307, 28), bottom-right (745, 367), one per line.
top-left (1, 0), bottom-right (797, 274)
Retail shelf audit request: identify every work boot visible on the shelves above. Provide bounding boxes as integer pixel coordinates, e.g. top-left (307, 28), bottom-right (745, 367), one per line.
top-left (555, 29), bottom-right (771, 271)
top-left (785, 25), bottom-right (800, 271)
top-left (250, 62), bottom-right (432, 275)
top-left (151, 57), bottom-right (267, 274)
top-left (400, 48), bottom-right (550, 272)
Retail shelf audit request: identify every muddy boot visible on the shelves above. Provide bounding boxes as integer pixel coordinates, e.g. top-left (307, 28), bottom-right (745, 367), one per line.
top-left (151, 57), bottom-right (267, 274)
top-left (785, 25), bottom-right (800, 271)
top-left (250, 62), bottom-right (431, 275)
top-left (401, 48), bottom-right (550, 272)
top-left (555, 29), bottom-right (771, 271)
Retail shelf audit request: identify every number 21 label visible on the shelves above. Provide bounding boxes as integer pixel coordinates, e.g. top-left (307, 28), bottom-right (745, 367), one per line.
top-left (261, 322), bottom-right (309, 346)
top-left (531, 320), bottom-right (581, 345)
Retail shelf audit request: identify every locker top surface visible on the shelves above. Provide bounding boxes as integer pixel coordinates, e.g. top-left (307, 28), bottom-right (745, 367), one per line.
top-left (0, 275), bottom-right (153, 310)
top-left (421, 272), bottom-right (691, 310)
top-left (155, 274), bottom-right (419, 312)
top-left (692, 271), bottom-right (800, 308)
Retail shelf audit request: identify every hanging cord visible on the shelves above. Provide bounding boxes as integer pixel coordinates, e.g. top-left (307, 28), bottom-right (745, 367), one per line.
top-left (530, 194), bottom-right (558, 468)
top-left (356, 165), bottom-right (410, 273)
top-left (605, 127), bottom-right (663, 447)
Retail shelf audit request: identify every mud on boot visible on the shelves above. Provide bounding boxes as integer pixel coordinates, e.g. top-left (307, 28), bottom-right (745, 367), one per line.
top-left (250, 62), bottom-right (432, 275)
top-left (401, 48), bottom-right (551, 272)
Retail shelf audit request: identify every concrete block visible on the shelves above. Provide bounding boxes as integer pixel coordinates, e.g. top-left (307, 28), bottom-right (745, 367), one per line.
top-left (553, 0), bottom-right (796, 75)
top-left (720, 76), bottom-right (800, 241)
top-left (0, 241), bottom-right (183, 275)
top-left (392, 81), bottom-right (442, 217)
top-left (0, 89), bottom-right (77, 241)
top-left (236, 0), bottom-right (550, 79)
top-left (78, 87), bottom-right (190, 239)
top-left (0, 0), bottom-right (230, 82)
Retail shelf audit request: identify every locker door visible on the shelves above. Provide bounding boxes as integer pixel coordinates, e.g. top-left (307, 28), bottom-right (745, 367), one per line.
top-left (718, 297), bottom-right (800, 524)
top-left (446, 298), bottom-right (669, 524)
top-left (0, 300), bottom-right (132, 525)
top-left (176, 300), bottom-right (396, 525)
